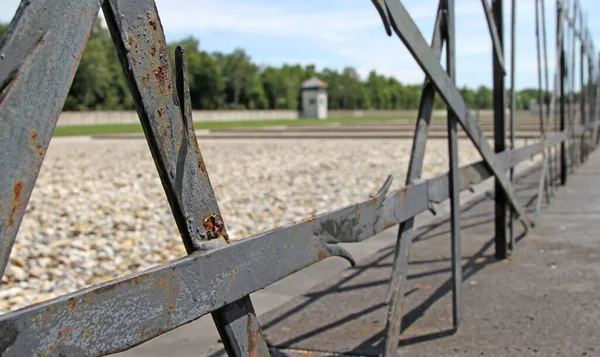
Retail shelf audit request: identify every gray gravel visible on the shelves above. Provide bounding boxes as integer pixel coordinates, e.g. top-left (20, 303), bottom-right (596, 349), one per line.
top-left (1, 136), bottom-right (534, 313)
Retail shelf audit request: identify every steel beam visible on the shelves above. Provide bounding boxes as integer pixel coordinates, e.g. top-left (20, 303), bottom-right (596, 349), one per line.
top-left (540, 0), bottom-right (556, 196)
top-left (381, 0), bottom-right (531, 227)
top-left (0, 128), bottom-right (573, 356)
top-left (559, 0), bottom-right (568, 185)
top-left (481, 0), bottom-right (506, 75)
top-left (508, 0), bottom-right (517, 250)
top-left (101, 1), bottom-right (270, 356)
top-left (0, 0), bottom-right (100, 279)
top-left (383, 2), bottom-right (445, 355)
top-left (534, 0), bottom-right (551, 219)
top-left (446, 0), bottom-right (463, 329)
top-left (492, 0), bottom-right (508, 259)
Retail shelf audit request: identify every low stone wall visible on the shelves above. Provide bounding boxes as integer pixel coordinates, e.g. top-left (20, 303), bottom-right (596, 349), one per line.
top-left (56, 109), bottom-right (504, 126)
top-left (57, 110), bottom-right (300, 126)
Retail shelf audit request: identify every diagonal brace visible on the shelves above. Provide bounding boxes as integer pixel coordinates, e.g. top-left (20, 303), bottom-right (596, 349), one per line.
top-left (481, 0), bottom-right (507, 75)
top-left (377, 0), bottom-right (531, 227)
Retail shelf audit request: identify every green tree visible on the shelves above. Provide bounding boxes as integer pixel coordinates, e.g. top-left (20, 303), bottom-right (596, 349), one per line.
top-left (475, 85), bottom-right (493, 109)
top-left (2, 20), bottom-right (507, 113)
top-left (0, 22), bottom-right (8, 38)
top-left (168, 37), bottom-right (225, 109)
top-left (215, 49), bottom-right (267, 109)
top-left (64, 18), bottom-right (133, 110)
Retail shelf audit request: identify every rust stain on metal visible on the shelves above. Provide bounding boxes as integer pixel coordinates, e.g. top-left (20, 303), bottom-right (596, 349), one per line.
top-left (303, 353), bottom-right (312, 357)
top-left (141, 72), bottom-right (149, 86)
top-left (167, 303), bottom-right (175, 314)
top-left (369, 194), bottom-right (378, 208)
top-left (301, 215), bottom-right (316, 222)
top-left (8, 180), bottom-right (25, 227)
top-left (92, 275), bottom-right (136, 296)
top-left (246, 314), bottom-right (258, 357)
top-left (30, 130), bottom-right (43, 157)
top-left (197, 158), bottom-right (206, 174)
top-left (57, 326), bottom-right (72, 339)
top-left (150, 277), bottom-right (168, 289)
top-left (150, 45), bottom-right (157, 56)
top-left (84, 327), bottom-right (93, 339)
top-left (148, 18), bottom-right (158, 31)
top-left (317, 248), bottom-right (327, 260)
top-left (153, 65), bottom-right (168, 91)
top-left (157, 106), bottom-right (164, 119)
top-left (67, 297), bottom-right (76, 310)
top-left (140, 328), bottom-right (147, 339)
top-left (399, 189), bottom-right (407, 204)
top-left (203, 213), bottom-right (228, 241)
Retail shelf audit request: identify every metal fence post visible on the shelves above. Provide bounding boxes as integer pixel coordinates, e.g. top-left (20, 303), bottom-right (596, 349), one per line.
top-left (381, 2), bottom-right (446, 355)
top-left (580, 11), bottom-right (586, 163)
top-left (101, 2), bottom-right (272, 355)
top-left (493, 0), bottom-right (508, 259)
top-left (559, 0), bottom-right (568, 185)
top-left (568, 1), bottom-right (578, 169)
top-left (1, 1), bottom-right (599, 356)
top-left (508, 0), bottom-right (517, 251)
top-left (534, 0), bottom-right (550, 219)
top-left (445, 0), bottom-right (462, 329)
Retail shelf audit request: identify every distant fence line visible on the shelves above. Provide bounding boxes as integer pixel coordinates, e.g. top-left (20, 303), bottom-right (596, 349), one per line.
top-left (56, 109), bottom-right (501, 126)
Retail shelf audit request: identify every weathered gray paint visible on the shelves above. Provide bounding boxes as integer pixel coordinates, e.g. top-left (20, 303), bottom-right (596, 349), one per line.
top-left (382, 0), bottom-right (530, 225)
top-left (0, 0), bottom-right (100, 279)
top-left (0, 0), bottom-right (598, 356)
top-left (0, 130), bottom-right (585, 356)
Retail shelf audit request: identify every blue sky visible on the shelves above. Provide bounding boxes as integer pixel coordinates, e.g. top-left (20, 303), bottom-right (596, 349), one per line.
top-left (2, 0), bottom-right (600, 90)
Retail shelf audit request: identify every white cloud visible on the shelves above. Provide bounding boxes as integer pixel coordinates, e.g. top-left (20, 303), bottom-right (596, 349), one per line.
top-left (1, 0), bottom-right (599, 90)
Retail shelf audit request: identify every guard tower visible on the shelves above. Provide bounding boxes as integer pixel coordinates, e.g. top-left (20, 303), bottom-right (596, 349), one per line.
top-left (301, 77), bottom-right (328, 119)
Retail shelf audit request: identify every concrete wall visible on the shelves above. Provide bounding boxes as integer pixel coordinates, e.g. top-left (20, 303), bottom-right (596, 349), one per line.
top-left (57, 110), bottom-right (299, 126)
top-left (56, 109), bottom-right (505, 126)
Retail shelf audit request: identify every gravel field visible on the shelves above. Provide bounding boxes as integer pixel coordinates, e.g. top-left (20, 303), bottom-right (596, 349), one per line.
top-left (1, 136), bottom-right (535, 313)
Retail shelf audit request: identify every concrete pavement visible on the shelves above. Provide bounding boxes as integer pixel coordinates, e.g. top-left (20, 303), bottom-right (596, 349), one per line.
top-left (114, 149), bottom-right (600, 357)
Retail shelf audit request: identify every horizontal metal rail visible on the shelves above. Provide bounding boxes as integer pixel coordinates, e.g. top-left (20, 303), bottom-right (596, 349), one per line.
top-left (1, 0), bottom-right (599, 356)
top-left (0, 124), bottom-right (583, 356)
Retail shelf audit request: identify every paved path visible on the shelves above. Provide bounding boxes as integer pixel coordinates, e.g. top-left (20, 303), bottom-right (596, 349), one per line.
top-left (115, 150), bottom-right (599, 357)
top-left (259, 150), bottom-right (600, 356)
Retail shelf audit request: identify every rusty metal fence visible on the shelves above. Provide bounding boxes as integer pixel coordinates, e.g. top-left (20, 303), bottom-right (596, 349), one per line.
top-left (0, 0), bottom-right (598, 356)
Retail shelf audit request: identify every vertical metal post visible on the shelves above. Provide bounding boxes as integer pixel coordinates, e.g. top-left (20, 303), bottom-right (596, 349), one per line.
top-left (568, 0), bottom-right (577, 169)
top-left (445, 0), bottom-right (462, 329)
top-left (559, 0), bottom-right (568, 185)
top-left (540, 0), bottom-right (555, 195)
top-left (508, 0), bottom-right (516, 250)
top-left (493, 0), bottom-right (507, 259)
top-left (580, 11), bottom-right (586, 162)
top-left (382, 4), bottom-right (446, 355)
top-left (102, 2), bottom-right (272, 356)
top-left (534, 0), bottom-right (549, 219)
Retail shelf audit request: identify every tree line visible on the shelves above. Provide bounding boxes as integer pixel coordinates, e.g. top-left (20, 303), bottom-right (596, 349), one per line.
top-left (1, 19), bottom-right (554, 112)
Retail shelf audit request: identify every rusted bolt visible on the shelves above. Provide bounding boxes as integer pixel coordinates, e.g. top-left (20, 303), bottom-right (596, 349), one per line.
top-left (203, 214), bottom-right (228, 241)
